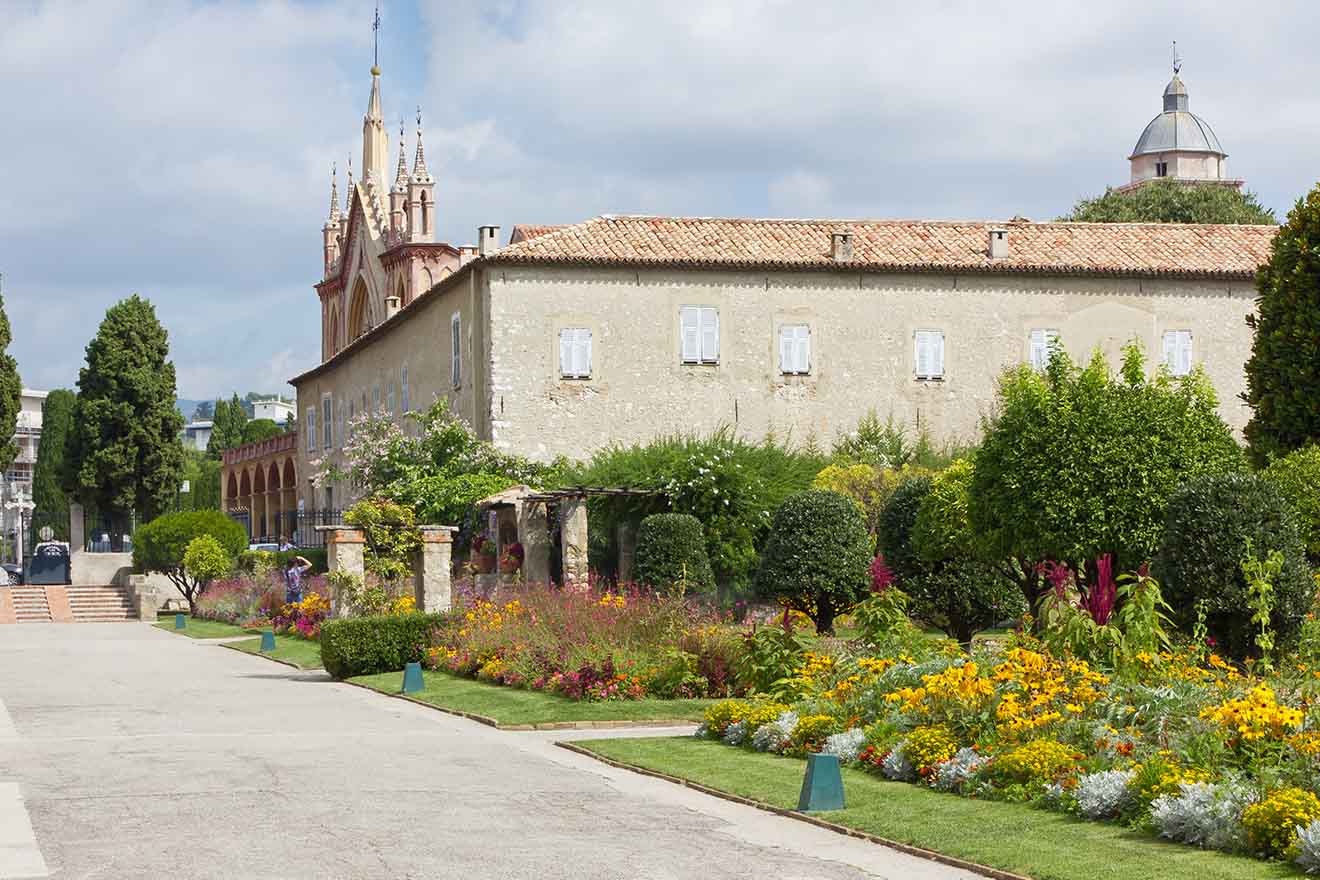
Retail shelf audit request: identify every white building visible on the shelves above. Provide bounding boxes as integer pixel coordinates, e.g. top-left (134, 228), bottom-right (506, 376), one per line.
top-left (251, 398), bottom-right (295, 424)
top-left (181, 420), bottom-right (213, 452)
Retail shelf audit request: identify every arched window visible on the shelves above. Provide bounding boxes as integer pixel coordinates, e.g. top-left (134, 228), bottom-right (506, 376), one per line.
top-left (347, 278), bottom-right (369, 341)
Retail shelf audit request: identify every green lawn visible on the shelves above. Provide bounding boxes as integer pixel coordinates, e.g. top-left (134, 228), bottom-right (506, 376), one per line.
top-left (153, 616), bottom-right (257, 639)
top-left (225, 634), bottom-right (324, 670)
top-left (350, 670), bottom-right (713, 728)
top-left (577, 737), bottom-right (1294, 880)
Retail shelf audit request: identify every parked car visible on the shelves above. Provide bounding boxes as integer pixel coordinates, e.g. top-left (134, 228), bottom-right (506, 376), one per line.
top-left (2, 562), bottom-right (22, 585)
top-left (248, 542), bottom-right (279, 553)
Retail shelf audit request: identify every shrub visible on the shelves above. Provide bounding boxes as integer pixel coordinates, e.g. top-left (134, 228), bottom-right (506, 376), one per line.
top-left (1074, 769), bottom-right (1136, 820)
top-left (1153, 473), bottom-right (1312, 657)
top-left (877, 476), bottom-right (932, 585)
top-left (133, 510), bottom-right (248, 612)
top-left (702, 699), bottom-right (750, 738)
top-left (971, 344), bottom-right (1243, 608)
top-left (904, 725), bottom-right (959, 771)
top-left (754, 490), bottom-right (873, 634)
top-left (811, 461), bottom-right (932, 538)
top-left (930, 747), bottom-right (990, 793)
top-left (787, 714), bottom-right (841, 756)
top-left (1295, 819), bottom-right (1320, 873)
top-left (182, 535), bottom-right (229, 591)
top-left (909, 460), bottom-right (1025, 644)
top-left (1242, 787), bottom-right (1320, 858)
top-left (320, 612), bottom-right (447, 679)
top-left (1262, 445), bottom-right (1320, 560)
top-left (1150, 781), bottom-right (1255, 851)
top-left (992, 739), bottom-right (1077, 788)
top-left (344, 497), bottom-right (422, 586)
top-left (822, 728), bottom-right (867, 763)
top-left (634, 513), bottom-right (715, 593)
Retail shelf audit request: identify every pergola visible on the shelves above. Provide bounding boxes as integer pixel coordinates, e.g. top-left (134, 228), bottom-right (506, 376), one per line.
top-left (475, 485), bottom-right (663, 587)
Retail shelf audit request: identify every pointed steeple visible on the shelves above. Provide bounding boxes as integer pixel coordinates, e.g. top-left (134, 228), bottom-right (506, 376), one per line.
top-left (361, 65), bottom-right (388, 186)
top-left (411, 106), bottom-right (433, 184)
top-left (393, 119), bottom-right (409, 193)
top-left (327, 163), bottom-right (341, 224)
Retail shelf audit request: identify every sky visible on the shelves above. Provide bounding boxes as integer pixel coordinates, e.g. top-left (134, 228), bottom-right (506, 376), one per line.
top-left (1, 0), bottom-right (1317, 403)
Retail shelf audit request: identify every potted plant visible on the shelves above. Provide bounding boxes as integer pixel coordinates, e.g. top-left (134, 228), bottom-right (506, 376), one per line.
top-left (499, 542), bottom-right (525, 574)
top-left (474, 537), bottom-right (497, 574)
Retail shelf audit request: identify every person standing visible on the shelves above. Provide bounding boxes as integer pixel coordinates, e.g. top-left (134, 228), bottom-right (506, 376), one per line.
top-left (284, 555), bottom-right (312, 604)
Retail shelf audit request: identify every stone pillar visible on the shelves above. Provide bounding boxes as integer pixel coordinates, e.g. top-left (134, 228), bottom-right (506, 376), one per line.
top-left (617, 521), bottom-right (637, 584)
top-left (413, 525), bottom-right (457, 613)
top-left (325, 527), bottom-right (366, 618)
top-left (560, 496), bottom-right (589, 590)
top-left (518, 501), bottom-right (551, 585)
top-left (70, 502), bottom-right (85, 553)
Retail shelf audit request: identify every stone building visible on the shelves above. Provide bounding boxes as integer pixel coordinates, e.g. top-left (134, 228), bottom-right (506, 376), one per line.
top-left (290, 64), bottom-right (1276, 513)
top-left (221, 432), bottom-right (299, 543)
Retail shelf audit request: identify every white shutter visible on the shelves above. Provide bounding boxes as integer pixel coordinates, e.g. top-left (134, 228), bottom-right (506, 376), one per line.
top-left (933, 332), bottom-right (945, 378)
top-left (400, 366), bottom-right (410, 412)
top-left (680, 307), bottom-right (700, 363)
top-left (559, 329), bottom-right (574, 376)
top-left (702, 308), bottom-right (720, 362)
top-left (1030, 329), bottom-right (1046, 371)
top-left (451, 314), bottom-right (462, 386)
top-left (795, 325), bottom-right (811, 374)
top-left (575, 329), bottom-right (592, 377)
top-left (1178, 331), bottom-right (1192, 376)
top-left (1162, 331), bottom-right (1176, 372)
top-left (306, 409), bottom-right (316, 451)
top-left (915, 332), bottom-right (928, 378)
top-left (778, 326), bottom-right (794, 373)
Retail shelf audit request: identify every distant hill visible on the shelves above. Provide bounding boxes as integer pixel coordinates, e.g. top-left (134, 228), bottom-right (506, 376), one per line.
top-left (176, 399), bottom-right (207, 422)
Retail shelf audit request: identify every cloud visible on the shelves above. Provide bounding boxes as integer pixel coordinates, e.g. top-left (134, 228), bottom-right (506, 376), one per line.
top-left (2, 0), bottom-right (1318, 402)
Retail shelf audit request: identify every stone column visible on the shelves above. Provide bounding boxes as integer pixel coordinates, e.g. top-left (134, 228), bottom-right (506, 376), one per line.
top-left (325, 527), bottom-right (366, 618)
top-left (70, 503), bottom-right (86, 552)
top-left (413, 526), bottom-right (457, 613)
top-left (616, 521), bottom-right (637, 584)
top-left (560, 496), bottom-right (589, 590)
top-left (518, 501), bottom-right (551, 585)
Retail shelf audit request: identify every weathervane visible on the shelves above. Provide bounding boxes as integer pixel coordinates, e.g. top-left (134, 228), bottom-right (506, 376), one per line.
top-left (1172, 40), bottom-right (1182, 75)
top-left (416, 105), bottom-right (422, 128)
top-left (373, 3), bottom-right (381, 69)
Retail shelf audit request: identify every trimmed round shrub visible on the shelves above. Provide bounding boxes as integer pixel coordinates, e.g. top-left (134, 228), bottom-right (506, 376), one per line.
top-left (133, 510), bottom-right (248, 611)
top-left (1262, 445), bottom-right (1320, 560)
top-left (877, 476), bottom-right (932, 584)
top-left (320, 612), bottom-right (448, 679)
top-left (1153, 473), bottom-right (1313, 658)
top-left (754, 489), bottom-right (872, 634)
top-left (633, 513), bottom-right (715, 593)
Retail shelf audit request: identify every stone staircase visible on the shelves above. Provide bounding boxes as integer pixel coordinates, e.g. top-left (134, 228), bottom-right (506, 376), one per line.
top-left (9, 585), bottom-right (52, 622)
top-left (65, 585), bottom-right (138, 622)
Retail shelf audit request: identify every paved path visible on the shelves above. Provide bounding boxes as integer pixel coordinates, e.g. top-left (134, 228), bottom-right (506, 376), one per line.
top-left (0, 623), bottom-right (975, 880)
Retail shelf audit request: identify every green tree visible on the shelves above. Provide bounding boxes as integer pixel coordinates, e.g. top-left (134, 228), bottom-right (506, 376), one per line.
top-left (1261, 445), bottom-right (1320, 560)
top-left (240, 418), bottom-right (282, 445)
top-left (31, 389), bottom-right (75, 539)
top-left (177, 448), bottom-right (222, 512)
top-left (910, 459), bottom-right (1025, 645)
top-left (205, 394), bottom-right (247, 458)
top-left (1061, 179), bottom-right (1276, 224)
top-left (754, 489), bottom-right (873, 634)
top-left (64, 295), bottom-right (184, 525)
top-left (190, 400), bottom-right (214, 421)
top-left (633, 512), bottom-right (715, 593)
top-left (0, 283), bottom-right (20, 474)
top-left (182, 534), bottom-right (231, 595)
top-left (969, 343), bottom-right (1243, 611)
top-left (132, 509), bottom-right (246, 612)
top-left (1243, 184), bottom-right (1320, 465)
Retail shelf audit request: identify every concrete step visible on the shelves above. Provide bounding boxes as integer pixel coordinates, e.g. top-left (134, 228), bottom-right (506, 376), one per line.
top-left (10, 586), bottom-right (51, 622)
top-left (65, 585), bottom-right (137, 621)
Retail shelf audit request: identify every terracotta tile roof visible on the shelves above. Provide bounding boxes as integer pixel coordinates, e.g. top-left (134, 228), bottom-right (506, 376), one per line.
top-left (489, 215), bottom-right (1277, 280)
top-left (508, 224), bottom-right (568, 244)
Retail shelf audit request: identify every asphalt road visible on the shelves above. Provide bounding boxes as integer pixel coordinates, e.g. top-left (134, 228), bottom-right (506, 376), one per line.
top-left (0, 622), bottom-right (974, 880)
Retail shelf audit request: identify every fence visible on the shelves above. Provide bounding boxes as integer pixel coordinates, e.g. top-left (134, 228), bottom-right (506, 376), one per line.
top-left (83, 510), bottom-right (137, 554)
top-left (227, 508), bottom-right (344, 550)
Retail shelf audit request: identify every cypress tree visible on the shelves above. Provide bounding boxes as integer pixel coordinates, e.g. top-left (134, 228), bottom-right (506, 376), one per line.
top-left (31, 388), bottom-right (75, 539)
top-left (1243, 184), bottom-right (1320, 465)
top-left (205, 394), bottom-right (248, 458)
top-left (64, 295), bottom-right (184, 526)
top-left (0, 284), bottom-right (21, 474)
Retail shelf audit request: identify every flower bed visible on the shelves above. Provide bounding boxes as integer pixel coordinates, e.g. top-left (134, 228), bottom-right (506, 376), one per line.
top-left (192, 574), bottom-right (288, 627)
top-left (426, 583), bottom-right (742, 701)
top-left (697, 633), bottom-right (1320, 873)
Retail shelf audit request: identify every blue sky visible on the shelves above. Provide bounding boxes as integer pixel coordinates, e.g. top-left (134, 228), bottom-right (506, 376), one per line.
top-left (1, 1), bottom-right (1317, 402)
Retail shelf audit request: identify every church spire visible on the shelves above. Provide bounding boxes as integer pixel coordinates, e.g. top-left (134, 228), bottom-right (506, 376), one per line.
top-left (393, 118), bottom-right (409, 193)
top-left (360, 6), bottom-right (388, 186)
top-left (411, 106), bottom-right (433, 183)
top-left (327, 163), bottom-right (341, 224)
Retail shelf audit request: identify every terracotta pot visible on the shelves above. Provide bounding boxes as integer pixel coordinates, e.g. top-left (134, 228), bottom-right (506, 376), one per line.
top-left (476, 554), bottom-right (496, 574)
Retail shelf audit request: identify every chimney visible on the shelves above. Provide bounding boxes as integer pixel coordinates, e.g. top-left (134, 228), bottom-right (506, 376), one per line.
top-left (384, 295), bottom-right (400, 320)
top-left (458, 245), bottom-right (479, 267)
top-left (988, 228), bottom-right (1009, 259)
top-left (830, 230), bottom-right (854, 262)
top-left (478, 225), bottom-right (501, 257)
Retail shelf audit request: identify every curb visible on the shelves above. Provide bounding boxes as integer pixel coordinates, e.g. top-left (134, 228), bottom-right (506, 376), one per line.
top-left (555, 741), bottom-right (1032, 880)
top-left (340, 678), bottom-right (699, 732)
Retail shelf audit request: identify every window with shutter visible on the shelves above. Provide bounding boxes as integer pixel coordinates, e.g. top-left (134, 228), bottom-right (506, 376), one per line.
top-left (779, 324), bottom-right (810, 374)
top-left (337, 398), bottom-right (345, 447)
top-left (321, 396), bottom-right (332, 449)
top-left (372, 385), bottom-right (380, 412)
top-left (1163, 330), bottom-right (1193, 376)
top-left (400, 365), bottom-right (410, 413)
top-left (1029, 329), bottom-right (1059, 372)
top-left (915, 330), bottom-right (945, 380)
top-left (700, 307), bottom-right (719, 363)
top-left (680, 306), bottom-right (720, 364)
top-left (451, 313), bottom-right (462, 386)
top-left (559, 328), bottom-right (592, 378)
top-left (387, 381), bottom-right (396, 414)
top-left (306, 408), bottom-right (317, 452)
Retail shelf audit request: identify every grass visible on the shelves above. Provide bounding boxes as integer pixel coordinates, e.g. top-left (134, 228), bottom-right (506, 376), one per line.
top-left (225, 634), bottom-right (324, 670)
top-left (350, 670), bottom-right (714, 727)
top-left (153, 615), bottom-right (258, 640)
top-left (576, 737), bottom-right (1294, 880)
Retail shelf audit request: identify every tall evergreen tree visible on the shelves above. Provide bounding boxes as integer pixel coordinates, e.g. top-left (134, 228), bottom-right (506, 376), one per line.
top-left (0, 282), bottom-right (21, 473)
top-left (31, 388), bottom-right (75, 539)
top-left (63, 295), bottom-right (184, 525)
top-left (205, 394), bottom-right (247, 458)
top-left (1243, 184), bottom-right (1320, 466)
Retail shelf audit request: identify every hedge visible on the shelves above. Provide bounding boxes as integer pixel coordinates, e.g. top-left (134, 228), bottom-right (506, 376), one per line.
top-left (633, 512), bottom-right (715, 593)
top-left (320, 613), bottom-right (448, 680)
